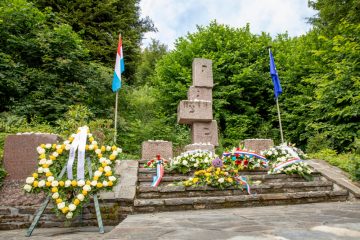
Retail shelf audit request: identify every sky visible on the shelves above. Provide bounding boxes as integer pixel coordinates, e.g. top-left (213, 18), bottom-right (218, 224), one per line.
top-left (139, 0), bottom-right (317, 49)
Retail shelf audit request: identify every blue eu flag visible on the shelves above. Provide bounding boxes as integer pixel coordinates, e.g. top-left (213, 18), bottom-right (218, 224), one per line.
top-left (269, 49), bottom-right (282, 98)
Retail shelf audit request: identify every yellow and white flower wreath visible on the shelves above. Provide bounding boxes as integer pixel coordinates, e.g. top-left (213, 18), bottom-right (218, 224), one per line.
top-left (23, 126), bottom-right (121, 219)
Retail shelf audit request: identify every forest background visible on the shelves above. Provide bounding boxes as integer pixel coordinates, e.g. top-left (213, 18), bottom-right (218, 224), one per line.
top-left (0, 0), bottom-right (359, 184)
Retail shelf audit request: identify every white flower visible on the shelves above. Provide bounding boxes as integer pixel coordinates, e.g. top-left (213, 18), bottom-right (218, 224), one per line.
top-left (91, 180), bottom-right (97, 186)
top-left (89, 145), bottom-right (94, 150)
top-left (112, 150), bottom-right (118, 156)
top-left (106, 146), bottom-right (111, 151)
top-left (65, 144), bottom-right (71, 150)
top-left (83, 185), bottom-right (91, 192)
top-left (218, 178), bottom-right (224, 183)
top-left (99, 157), bottom-right (106, 163)
top-left (56, 145), bottom-right (62, 150)
top-left (108, 176), bottom-right (116, 182)
top-left (95, 149), bottom-right (102, 154)
top-left (52, 192), bottom-right (59, 199)
top-left (26, 177), bottom-right (35, 184)
top-left (87, 133), bottom-right (93, 138)
top-left (57, 202), bottom-right (65, 210)
top-left (43, 168), bottom-right (50, 173)
top-left (46, 160), bottom-right (53, 165)
top-left (38, 180), bottom-right (45, 187)
top-left (69, 204), bottom-right (76, 212)
top-left (194, 163), bottom-right (199, 168)
top-left (71, 134), bottom-right (77, 138)
top-left (77, 194), bottom-right (85, 201)
top-left (37, 147), bottom-right (45, 154)
top-left (183, 160), bottom-right (188, 166)
top-left (104, 166), bottom-right (111, 172)
top-left (77, 180), bottom-right (85, 187)
top-left (64, 140), bottom-right (70, 145)
top-left (52, 152), bottom-right (59, 157)
top-left (66, 212), bottom-right (73, 219)
top-left (102, 181), bottom-right (109, 187)
top-left (45, 143), bottom-right (52, 149)
top-left (47, 176), bottom-right (54, 182)
top-left (94, 171), bottom-right (102, 177)
top-left (106, 159), bottom-right (111, 165)
top-left (65, 180), bottom-right (72, 187)
top-left (39, 159), bottom-right (47, 165)
top-left (51, 180), bottom-right (59, 187)
top-left (117, 148), bottom-right (122, 153)
top-left (24, 184), bottom-right (32, 192)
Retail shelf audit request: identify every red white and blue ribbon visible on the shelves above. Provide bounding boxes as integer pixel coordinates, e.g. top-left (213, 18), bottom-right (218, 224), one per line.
top-left (151, 160), bottom-right (164, 187)
top-left (235, 176), bottom-right (251, 195)
top-left (273, 158), bottom-right (303, 172)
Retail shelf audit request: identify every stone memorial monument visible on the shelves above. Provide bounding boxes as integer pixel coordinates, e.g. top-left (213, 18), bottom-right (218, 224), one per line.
top-left (141, 140), bottom-right (173, 160)
top-left (243, 138), bottom-right (274, 154)
top-left (177, 58), bottom-right (219, 152)
top-left (3, 133), bottom-right (61, 180)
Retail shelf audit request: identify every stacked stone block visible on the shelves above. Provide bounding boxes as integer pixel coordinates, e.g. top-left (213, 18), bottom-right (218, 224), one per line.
top-left (177, 58), bottom-right (219, 152)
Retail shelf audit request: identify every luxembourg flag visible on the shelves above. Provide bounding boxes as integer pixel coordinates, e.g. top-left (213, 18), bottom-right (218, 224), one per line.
top-left (112, 35), bottom-right (125, 92)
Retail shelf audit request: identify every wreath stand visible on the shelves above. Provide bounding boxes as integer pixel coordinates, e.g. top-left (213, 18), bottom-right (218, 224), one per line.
top-left (26, 157), bottom-right (104, 237)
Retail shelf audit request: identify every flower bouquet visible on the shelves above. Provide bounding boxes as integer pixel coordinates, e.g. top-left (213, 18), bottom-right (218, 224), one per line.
top-left (222, 147), bottom-right (268, 170)
top-left (169, 150), bottom-right (214, 174)
top-left (23, 126), bottom-right (120, 219)
top-left (261, 143), bottom-right (313, 181)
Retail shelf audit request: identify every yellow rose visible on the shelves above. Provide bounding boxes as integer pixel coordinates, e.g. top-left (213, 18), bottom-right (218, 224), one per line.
top-left (109, 155), bottom-right (116, 160)
top-left (82, 190), bottom-right (88, 196)
top-left (56, 199), bottom-right (62, 204)
top-left (93, 176), bottom-right (99, 181)
top-left (62, 207), bottom-right (69, 214)
top-left (32, 173), bottom-right (38, 178)
top-left (98, 167), bottom-right (104, 172)
top-left (51, 187), bottom-right (58, 193)
top-left (97, 153), bottom-right (103, 158)
top-left (96, 183), bottom-right (103, 188)
top-left (71, 180), bottom-right (77, 187)
top-left (101, 146), bottom-right (106, 152)
top-left (108, 181), bottom-right (113, 187)
top-left (33, 181), bottom-right (39, 187)
top-left (59, 181), bottom-right (64, 187)
top-left (49, 155), bottom-right (56, 160)
top-left (192, 178), bottom-right (199, 183)
top-left (85, 145), bottom-right (89, 150)
top-left (39, 154), bottom-right (46, 159)
top-left (105, 171), bottom-right (112, 177)
top-left (89, 137), bottom-right (94, 142)
top-left (45, 181), bottom-right (51, 187)
top-left (74, 199), bottom-right (80, 206)
top-left (45, 172), bottom-right (52, 177)
top-left (56, 148), bottom-right (63, 154)
top-left (111, 145), bottom-right (117, 151)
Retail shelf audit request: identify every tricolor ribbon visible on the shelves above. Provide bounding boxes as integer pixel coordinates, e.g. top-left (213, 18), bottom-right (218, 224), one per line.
top-left (273, 158), bottom-right (303, 172)
top-left (235, 176), bottom-right (251, 195)
top-left (223, 150), bottom-right (269, 166)
top-left (151, 160), bottom-right (164, 187)
top-left (66, 127), bottom-right (87, 180)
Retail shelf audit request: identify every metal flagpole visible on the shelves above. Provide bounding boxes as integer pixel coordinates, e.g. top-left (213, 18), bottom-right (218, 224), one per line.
top-left (276, 97), bottom-right (284, 143)
top-left (114, 90), bottom-right (118, 144)
top-left (113, 33), bottom-right (121, 144)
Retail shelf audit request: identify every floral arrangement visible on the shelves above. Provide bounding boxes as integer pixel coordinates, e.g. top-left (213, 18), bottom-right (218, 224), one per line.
top-left (23, 126), bottom-right (120, 219)
top-left (169, 150), bottom-right (214, 174)
top-left (222, 147), bottom-right (268, 170)
top-left (261, 143), bottom-right (313, 180)
top-left (181, 158), bottom-right (251, 191)
top-left (144, 154), bottom-right (169, 168)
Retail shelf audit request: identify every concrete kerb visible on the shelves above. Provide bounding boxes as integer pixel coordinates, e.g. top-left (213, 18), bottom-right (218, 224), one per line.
top-left (308, 159), bottom-right (360, 198)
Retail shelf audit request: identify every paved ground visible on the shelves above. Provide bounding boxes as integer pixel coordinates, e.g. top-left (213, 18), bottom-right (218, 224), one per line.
top-left (1, 201), bottom-right (360, 240)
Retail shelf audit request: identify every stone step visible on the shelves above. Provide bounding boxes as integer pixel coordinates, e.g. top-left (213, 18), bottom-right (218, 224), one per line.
top-left (0, 221), bottom-right (30, 230)
top-left (137, 181), bottom-right (334, 199)
top-left (133, 190), bottom-right (349, 213)
top-left (138, 173), bottom-right (324, 185)
top-left (0, 214), bottom-right (31, 223)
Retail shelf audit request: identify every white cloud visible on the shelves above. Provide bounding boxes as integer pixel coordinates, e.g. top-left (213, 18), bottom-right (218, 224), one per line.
top-left (140, 0), bottom-right (317, 49)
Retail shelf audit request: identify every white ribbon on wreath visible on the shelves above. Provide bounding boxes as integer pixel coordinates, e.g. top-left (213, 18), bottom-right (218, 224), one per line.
top-left (67, 126), bottom-right (88, 180)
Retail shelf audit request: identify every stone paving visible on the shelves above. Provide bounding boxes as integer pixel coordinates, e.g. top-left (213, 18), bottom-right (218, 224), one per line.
top-left (2, 202), bottom-right (360, 240)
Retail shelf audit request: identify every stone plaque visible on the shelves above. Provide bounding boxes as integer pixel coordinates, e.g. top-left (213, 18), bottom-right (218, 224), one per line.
top-left (141, 140), bottom-right (173, 160)
top-left (187, 86), bottom-right (212, 101)
top-left (243, 139), bottom-right (274, 154)
top-left (192, 120), bottom-right (219, 146)
top-left (192, 58), bottom-right (213, 87)
top-left (184, 143), bottom-right (215, 154)
top-left (3, 134), bottom-right (61, 180)
top-left (177, 100), bottom-right (213, 124)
